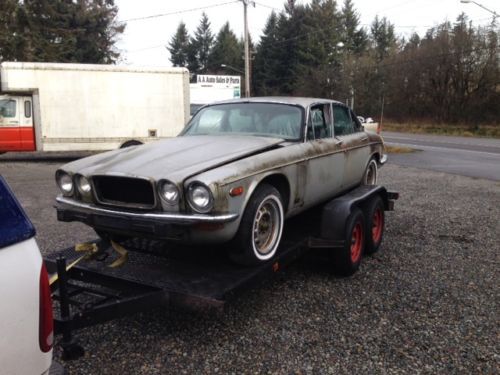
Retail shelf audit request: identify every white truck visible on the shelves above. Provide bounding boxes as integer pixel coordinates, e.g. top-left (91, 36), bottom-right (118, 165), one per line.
top-left (0, 176), bottom-right (54, 374)
top-left (0, 62), bottom-right (190, 152)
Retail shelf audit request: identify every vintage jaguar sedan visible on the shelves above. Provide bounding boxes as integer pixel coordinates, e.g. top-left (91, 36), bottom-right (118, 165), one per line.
top-left (55, 97), bottom-right (387, 265)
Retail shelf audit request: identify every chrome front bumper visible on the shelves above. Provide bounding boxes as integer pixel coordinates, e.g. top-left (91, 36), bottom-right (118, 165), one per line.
top-left (380, 153), bottom-right (388, 164)
top-left (55, 196), bottom-right (239, 225)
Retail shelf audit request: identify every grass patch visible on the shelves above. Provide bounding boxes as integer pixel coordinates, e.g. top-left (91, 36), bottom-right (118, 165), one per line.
top-left (382, 122), bottom-right (500, 138)
top-left (384, 145), bottom-right (417, 154)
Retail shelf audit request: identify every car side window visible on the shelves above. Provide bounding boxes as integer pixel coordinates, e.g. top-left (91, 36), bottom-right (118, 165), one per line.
top-left (308, 104), bottom-right (333, 140)
top-left (350, 109), bottom-right (363, 132)
top-left (333, 105), bottom-right (354, 136)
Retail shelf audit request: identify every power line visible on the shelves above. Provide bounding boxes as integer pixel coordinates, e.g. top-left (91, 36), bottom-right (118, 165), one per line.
top-left (122, 1), bottom-right (239, 22)
top-left (253, 1), bottom-right (281, 12)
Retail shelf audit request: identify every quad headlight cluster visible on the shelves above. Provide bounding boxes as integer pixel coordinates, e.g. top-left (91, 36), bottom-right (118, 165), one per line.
top-left (56, 171), bottom-right (92, 197)
top-left (57, 170), bottom-right (214, 214)
top-left (158, 180), bottom-right (213, 213)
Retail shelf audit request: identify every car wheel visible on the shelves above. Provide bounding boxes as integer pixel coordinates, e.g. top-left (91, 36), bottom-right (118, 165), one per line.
top-left (228, 184), bottom-right (284, 266)
top-left (331, 207), bottom-right (365, 276)
top-left (363, 195), bottom-right (385, 255)
top-left (363, 158), bottom-right (378, 185)
top-left (120, 140), bottom-right (142, 148)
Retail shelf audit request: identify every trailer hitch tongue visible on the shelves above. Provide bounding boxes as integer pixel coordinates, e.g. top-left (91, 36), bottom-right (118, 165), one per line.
top-left (49, 242), bottom-right (100, 285)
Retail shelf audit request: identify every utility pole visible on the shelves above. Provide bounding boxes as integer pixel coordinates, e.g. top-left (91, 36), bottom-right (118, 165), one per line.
top-left (242, 0), bottom-right (253, 97)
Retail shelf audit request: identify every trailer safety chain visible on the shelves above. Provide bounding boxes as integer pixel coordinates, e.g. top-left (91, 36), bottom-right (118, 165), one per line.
top-left (48, 240), bottom-right (129, 285)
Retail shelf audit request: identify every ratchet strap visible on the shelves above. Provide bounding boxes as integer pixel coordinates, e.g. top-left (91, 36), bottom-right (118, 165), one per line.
top-left (49, 240), bottom-right (129, 285)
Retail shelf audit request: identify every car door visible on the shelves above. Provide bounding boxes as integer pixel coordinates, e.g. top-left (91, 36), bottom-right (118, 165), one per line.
top-left (19, 97), bottom-right (35, 151)
top-left (301, 103), bottom-right (345, 207)
top-left (332, 104), bottom-right (370, 188)
top-left (0, 96), bottom-right (21, 151)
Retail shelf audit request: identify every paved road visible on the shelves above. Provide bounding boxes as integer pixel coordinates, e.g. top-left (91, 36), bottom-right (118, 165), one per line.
top-left (383, 131), bottom-right (500, 181)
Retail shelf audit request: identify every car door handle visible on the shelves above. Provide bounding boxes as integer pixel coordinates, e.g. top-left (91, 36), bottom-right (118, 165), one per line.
top-left (360, 136), bottom-right (368, 141)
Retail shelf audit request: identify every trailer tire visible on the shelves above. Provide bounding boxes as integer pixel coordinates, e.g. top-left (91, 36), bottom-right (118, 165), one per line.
top-left (228, 184), bottom-right (284, 266)
top-left (332, 207), bottom-right (365, 276)
top-left (364, 195), bottom-right (385, 255)
top-left (363, 158), bottom-right (378, 185)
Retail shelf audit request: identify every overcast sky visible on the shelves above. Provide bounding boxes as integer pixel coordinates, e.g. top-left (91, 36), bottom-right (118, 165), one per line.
top-left (115, 0), bottom-right (498, 66)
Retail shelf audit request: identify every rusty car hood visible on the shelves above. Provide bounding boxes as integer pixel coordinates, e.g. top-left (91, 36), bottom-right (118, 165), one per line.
top-left (64, 135), bottom-right (286, 182)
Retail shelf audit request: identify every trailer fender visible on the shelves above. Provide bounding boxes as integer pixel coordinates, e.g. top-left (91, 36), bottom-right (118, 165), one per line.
top-left (319, 185), bottom-right (395, 242)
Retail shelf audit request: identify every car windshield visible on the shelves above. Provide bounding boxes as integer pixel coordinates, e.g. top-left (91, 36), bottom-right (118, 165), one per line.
top-left (182, 102), bottom-right (304, 140)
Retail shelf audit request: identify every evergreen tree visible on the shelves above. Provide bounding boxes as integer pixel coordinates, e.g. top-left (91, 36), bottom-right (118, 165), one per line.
top-left (341, 0), bottom-right (368, 54)
top-left (190, 12), bottom-right (214, 74)
top-left (370, 16), bottom-right (397, 61)
top-left (4, 0), bottom-right (125, 63)
top-left (295, 0), bottom-right (344, 97)
top-left (0, 0), bottom-right (21, 62)
top-left (274, 0), bottom-right (309, 94)
top-left (167, 22), bottom-right (190, 67)
top-left (253, 11), bottom-right (281, 95)
top-left (207, 22), bottom-right (241, 73)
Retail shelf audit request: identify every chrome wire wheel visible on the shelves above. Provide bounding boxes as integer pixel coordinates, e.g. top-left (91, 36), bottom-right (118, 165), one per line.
top-left (364, 159), bottom-right (378, 185)
top-left (251, 195), bottom-right (283, 259)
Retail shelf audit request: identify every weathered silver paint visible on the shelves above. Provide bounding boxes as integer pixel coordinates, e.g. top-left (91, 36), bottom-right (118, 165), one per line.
top-left (56, 97), bottom-right (386, 244)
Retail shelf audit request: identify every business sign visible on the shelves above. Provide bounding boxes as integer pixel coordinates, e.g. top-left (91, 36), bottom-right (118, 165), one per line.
top-left (197, 75), bottom-right (240, 87)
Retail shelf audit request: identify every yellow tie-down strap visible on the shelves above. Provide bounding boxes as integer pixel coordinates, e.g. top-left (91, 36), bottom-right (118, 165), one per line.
top-left (49, 240), bottom-right (129, 285)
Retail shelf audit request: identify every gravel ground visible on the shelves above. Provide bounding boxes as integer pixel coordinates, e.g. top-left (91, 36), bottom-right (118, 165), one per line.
top-left (0, 161), bottom-right (498, 374)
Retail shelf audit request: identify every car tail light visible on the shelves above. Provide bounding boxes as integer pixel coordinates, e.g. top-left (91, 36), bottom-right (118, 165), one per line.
top-left (39, 263), bottom-right (54, 353)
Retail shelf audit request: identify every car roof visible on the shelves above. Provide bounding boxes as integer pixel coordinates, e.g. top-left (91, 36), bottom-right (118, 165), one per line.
top-left (207, 96), bottom-right (346, 109)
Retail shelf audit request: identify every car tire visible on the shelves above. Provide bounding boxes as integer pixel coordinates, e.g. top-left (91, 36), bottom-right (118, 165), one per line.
top-left (120, 140), bottom-right (142, 148)
top-left (228, 184), bottom-right (284, 266)
top-left (363, 158), bottom-right (378, 185)
top-left (363, 195), bottom-right (385, 255)
top-left (331, 207), bottom-right (365, 276)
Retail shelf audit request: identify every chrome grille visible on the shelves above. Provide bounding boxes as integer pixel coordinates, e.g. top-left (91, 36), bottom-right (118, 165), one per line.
top-left (92, 176), bottom-right (155, 209)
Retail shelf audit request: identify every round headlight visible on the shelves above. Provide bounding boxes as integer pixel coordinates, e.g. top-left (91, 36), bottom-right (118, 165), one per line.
top-left (77, 175), bottom-right (91, 195)
top-left (188, 183), bottom-right (213, 213)
top-left (158, 181), bottom-right (179, 205)
top-left (56, 171), bottom-right (73, 195)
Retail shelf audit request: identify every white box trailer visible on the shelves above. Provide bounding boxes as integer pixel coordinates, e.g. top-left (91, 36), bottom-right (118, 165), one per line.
top-left (0, 62), bottom-right (190, 152)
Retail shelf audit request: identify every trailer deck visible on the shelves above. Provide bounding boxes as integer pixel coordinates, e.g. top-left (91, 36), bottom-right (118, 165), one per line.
top-left (44, 185), bottom-right (398, 360)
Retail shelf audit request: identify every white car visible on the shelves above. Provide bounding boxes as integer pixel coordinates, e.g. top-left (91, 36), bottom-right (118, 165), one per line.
top-left (0, 176), bottom-right (54, 374)
top-left (357, 116), bottom-right (380, 133)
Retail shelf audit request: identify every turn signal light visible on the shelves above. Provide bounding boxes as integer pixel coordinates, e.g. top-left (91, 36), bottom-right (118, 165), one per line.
top-left (229, 186), bottom-right (244, 197)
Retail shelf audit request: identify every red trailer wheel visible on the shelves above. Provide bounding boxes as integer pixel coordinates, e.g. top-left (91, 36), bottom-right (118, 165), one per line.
top-left (364, 195), bottom-right (385, 255)
top-left (332, 208), bottom-right (365, 276)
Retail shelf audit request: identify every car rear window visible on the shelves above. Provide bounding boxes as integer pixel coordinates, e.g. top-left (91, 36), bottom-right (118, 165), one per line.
top-left (0, 176), bottom-right (36, 250)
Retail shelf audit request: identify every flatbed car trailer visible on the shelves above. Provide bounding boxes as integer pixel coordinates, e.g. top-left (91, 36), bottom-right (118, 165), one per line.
top-left (44, 185), bottom-right (398, 360)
